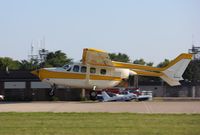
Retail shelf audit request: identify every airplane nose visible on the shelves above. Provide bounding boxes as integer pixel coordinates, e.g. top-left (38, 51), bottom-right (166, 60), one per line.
top-left (31, 69), bottom-right (40, 77)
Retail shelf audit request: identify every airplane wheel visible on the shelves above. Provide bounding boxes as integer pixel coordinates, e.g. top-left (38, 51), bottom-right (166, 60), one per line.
top-left (49, 90), bottom-right (55, 97)
top-left (89, 90), bottom-right (97, 101)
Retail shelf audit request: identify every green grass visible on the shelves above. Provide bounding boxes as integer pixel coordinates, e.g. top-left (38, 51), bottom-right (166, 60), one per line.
top-left (0, 113), bottom-right (200, 135)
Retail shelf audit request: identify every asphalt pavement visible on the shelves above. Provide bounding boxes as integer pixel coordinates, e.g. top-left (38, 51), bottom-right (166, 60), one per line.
top-left (0, 101), bottom-right (200, 113)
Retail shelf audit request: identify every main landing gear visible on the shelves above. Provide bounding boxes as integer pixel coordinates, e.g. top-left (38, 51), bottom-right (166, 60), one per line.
top-left (89, 86), bottom-right (97, 101)
top-left (89, 90), bottom-right (97, 101)
top-left (49, 84), bottom-right (56, 96)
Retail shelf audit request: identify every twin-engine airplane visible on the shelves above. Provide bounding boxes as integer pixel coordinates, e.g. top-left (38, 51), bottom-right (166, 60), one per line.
top-left (31, 48), bottom-right (192, 100)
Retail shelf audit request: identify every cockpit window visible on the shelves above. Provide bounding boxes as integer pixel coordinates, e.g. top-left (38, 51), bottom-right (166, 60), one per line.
top-left (63, 65), bottom-right (69, 69)
top-left (63, 64), bottom-right (71, 71)
top-left (81, 66), bottom-right (87, 73)
top-left (73, 65), bottom-right (80, 72)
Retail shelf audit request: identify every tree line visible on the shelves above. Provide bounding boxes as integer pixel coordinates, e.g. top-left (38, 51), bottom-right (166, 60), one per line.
top-left (0, 50), bottom-right (199, 84)
top-left (0, 51), bottom-right (170, 70)
top-left (0, 50), bottom-right (72, 71)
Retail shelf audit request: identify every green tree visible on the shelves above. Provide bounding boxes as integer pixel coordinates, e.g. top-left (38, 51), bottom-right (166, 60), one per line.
top-left (0, 57), bottom-right (21, 70)
top-left (109, 53), bottom-right (130, 62)
top-left (20, 59), bottom-right (39, 70)
top-left (42, 50), bottom-right (72, 67)
top-left (146, 62), bottom-right (154, 66)
top-left (157, 59), bottom-right (170, 68)
top-left (133, 58), bottom-right (146, 65)
top-left (183, 60), bottom-right (200, 85)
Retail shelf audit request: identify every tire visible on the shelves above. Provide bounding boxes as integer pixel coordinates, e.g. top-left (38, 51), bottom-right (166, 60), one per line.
top-left (49, 90), bottom-right (55, 97)
top-left (89, 90), bottom-right (97, 101)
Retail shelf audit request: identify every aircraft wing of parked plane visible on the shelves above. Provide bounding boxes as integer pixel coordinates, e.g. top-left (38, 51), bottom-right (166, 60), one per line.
top-left (31, 48), bottom-right (192, 100)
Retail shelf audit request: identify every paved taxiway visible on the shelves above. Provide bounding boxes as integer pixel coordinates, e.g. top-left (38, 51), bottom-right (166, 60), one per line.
top-left (0, 101), bottom-right (200, 113)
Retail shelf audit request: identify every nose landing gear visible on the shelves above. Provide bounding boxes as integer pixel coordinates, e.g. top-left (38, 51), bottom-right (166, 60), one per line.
top-left (49, 84), bottom-right (56, 96)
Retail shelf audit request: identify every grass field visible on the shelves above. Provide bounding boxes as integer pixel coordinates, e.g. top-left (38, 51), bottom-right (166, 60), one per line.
top-left (0, 113), bottom-right (200, 135)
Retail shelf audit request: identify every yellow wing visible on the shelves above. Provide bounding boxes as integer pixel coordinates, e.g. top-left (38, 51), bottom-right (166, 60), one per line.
top-left (82, 48), bottom-right (113, 66)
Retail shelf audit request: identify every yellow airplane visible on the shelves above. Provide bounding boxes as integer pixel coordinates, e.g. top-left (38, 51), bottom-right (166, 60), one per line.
top-left (31, 48), bottom-right (192, 100)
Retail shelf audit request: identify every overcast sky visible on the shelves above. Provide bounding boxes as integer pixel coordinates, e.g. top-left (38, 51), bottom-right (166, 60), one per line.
top-left (0, 0), bottom-right (200, 65)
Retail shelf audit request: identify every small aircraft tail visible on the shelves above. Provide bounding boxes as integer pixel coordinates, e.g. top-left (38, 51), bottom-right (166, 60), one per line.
top-left (101, 91), bottom-right (110, 101)
top-left (124, 53), bottom-right (192, 86)
top-left (160, 53), bottom-right (192, 86)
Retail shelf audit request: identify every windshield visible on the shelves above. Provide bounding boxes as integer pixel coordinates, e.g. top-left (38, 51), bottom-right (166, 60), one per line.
top-left (63, 64), bottom-right (72, 71)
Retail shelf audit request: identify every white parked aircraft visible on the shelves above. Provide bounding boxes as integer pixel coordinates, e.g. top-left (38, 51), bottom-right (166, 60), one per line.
top-left (31, 48), bottom-right (192, 100)
top-left (101, 91), bottom-right (136, 102)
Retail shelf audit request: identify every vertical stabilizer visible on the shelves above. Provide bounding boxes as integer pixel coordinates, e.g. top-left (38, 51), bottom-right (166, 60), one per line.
top-left (160, 53), bottom-right (192, 86)
top-left (101, 91), bottom-right (111, 101)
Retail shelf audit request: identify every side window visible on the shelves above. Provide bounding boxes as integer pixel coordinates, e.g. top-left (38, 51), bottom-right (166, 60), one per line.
top-left (90, 67), bottom-right (96, 74)
top-left (73, 65), bottom-right (80, 72)
top-left (81, 66), bottom-right (87, 73)
top-left (100, 69), bottom-right (106, 75)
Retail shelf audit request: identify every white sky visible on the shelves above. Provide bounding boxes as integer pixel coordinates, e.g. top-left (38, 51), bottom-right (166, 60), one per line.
top-left (0, 0), bottom-right (200, 65)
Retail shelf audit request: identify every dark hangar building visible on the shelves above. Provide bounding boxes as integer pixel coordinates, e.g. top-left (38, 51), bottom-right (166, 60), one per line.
top-left (0, 71), bottom-right (81, 101)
